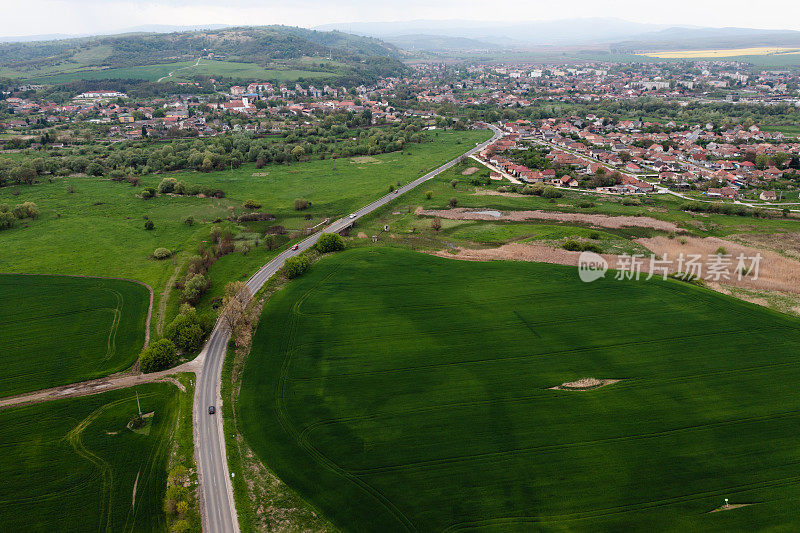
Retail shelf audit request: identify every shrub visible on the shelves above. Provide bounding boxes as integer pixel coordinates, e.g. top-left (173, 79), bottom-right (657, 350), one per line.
top-left (182, 273), bottom-right (209, 304)
top-left (562, 240), bottom-right (582, 251)
top-left (139, 339), bottom-right (177, 373)
top-left (581, 243), bottom-right (603, 254)
top-left (237, 212), bottom-right (276, 222)
top-left (294, 198), bottom-right (310, 210)
top-left (0, 211), bottom-right (14, 230)
top-left (542, 186), bottom-right (563, 199)
top-left (425, 191), bottom-right (433, 199)
top-left (144, 220), bottom-right (155, 230)
top-left (589, 231), bottom-right (601, 240)
top-left (184, 216), bottom-right (194, 226)
top-left (451, 179), bottom-right (458, 189)
top-left (715, 246), bottom-right (728, 256)
top-left (243, 199), bottom-right (261, 209)
top-left (622, 198), bottom-right (641, 206)
top-left (316, 233), bottom-right (345, 253)
top-left (577, 200), bottom-right (595, 208)
top-left (449, 197), bottom-right (459, 208)
top-left (282, 255), bottom-right (311, 279)
top-left (13, 201), bottom-right (38, 219)
top-left (153, 247), bottom-right (172, 259)
top-left (158, 177), bottom-right (178, 194)
top-left (141, 187), bottom-right (156, 199)
top-left (431, 216), bottom-right (442, 231)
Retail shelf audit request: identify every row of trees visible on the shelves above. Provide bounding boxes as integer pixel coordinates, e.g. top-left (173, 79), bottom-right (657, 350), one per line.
top-left (0, 122), bottom-right (428, 187)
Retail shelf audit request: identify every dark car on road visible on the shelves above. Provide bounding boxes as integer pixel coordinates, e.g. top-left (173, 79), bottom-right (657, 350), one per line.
top-left (208, 405), bottom-right (216, 414)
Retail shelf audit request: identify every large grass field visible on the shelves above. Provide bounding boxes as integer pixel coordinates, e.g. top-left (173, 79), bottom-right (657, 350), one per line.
top-left (0, 274), bottom-right (150, 397)
top-left (0, 130), bottom-right (489, 324)
top-left (239, 247), bottom-right (800, 531)
top-left (0, 382), bottom-right (179, 531)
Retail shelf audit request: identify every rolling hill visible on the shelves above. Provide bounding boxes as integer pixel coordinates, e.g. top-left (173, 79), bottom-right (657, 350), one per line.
top-left (0, 25), bottom-right (407, 83)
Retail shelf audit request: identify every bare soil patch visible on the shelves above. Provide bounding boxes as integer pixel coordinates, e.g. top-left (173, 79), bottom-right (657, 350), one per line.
top-left (473, 189), bottom-right (525, 198)
top-left (638, 235), bottom-right (800, 295)
top-left (550, 378), bottom-right (621, 391)
top-left (419, 208), bottom-right (680, 232)
top-left (357, 232), bottom-right (368, 239)
top-left (462, 166), bottom-right (479, 175)
top-left (350, 156), bottom-right (381, 164)
top-left (730, 232), bottom-right (800, 260)
top-left (709, 503), bottom-right (754, 513)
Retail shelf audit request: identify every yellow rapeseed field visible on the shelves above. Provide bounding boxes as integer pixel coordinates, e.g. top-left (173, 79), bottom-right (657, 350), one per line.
top-left (642, 47), bottom-right (800, 58)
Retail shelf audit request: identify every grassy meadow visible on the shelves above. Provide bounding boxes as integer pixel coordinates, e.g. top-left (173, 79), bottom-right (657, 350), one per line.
top-left (0, 382), bottom-right (181, 531)
top-left (0, 130), bottom-right (490, 324)
top-left (0, 274), bottom-right (150, 396)
top-left (239, 246), bottom-right (800, 531)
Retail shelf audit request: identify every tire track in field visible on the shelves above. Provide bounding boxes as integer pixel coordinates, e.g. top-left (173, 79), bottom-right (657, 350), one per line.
top-left (440, 473), bottom-right (800, 531)
top-left (286, 324), bottom-right (794, 382)
top-left (351, 407), bottom-right (800, 476)
top-left (272, 268), bottom-right (418, 532)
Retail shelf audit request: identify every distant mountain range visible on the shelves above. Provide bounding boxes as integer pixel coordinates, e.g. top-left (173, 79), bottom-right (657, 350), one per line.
top-left (315, 18), bottom-right (800, 54)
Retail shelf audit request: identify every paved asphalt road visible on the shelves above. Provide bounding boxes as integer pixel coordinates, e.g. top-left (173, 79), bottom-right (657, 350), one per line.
top-left (194, 125), bottom-right (503, 532)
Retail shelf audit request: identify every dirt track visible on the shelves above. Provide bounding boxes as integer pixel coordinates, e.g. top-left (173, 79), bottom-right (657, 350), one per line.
top-left (0, 359), bottom-right (199, 410)
top-left (418, 207), bottom-right (681, 231)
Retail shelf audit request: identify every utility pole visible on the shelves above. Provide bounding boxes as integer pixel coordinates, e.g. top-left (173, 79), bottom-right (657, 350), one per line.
top-left (135, 390), bottom-right (142, 416)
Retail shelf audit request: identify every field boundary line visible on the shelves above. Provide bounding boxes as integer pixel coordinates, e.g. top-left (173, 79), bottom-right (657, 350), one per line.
top-left (0, 272), bottom-right (153, 348)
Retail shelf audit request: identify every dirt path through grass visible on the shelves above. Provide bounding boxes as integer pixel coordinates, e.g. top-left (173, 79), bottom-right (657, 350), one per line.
top-left (0, 359), bottom-right (199, 410)
top-left (157, 265), bottom-right (182, 336)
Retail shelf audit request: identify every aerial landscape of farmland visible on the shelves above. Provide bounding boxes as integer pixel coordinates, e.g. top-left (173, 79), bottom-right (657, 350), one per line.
top-left (3, 3), bottom-right (800, 532)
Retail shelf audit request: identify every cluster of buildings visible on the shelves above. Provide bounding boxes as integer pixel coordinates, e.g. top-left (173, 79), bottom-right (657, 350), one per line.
top-left (476, 116), bottom-right (799, 198)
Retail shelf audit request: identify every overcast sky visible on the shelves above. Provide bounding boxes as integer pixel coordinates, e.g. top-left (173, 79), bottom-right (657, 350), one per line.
top-left (2, 0), bottom-right (799, 37)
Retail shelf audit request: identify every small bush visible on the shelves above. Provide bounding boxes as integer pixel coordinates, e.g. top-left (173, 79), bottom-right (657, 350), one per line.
top-left (294, 198), bottom-right (310, 211)
top-left (431, 217), bottom-right (442, 231)
top-left (153, 247), bottom-right (171, 259)
top-left (139, 339), bottom-right (177, 373)
top-left (13, 201), bottom-right (38, 219)
top-left (577, 200), bottom-right (595, 208)
top-left (715, 246), bottom-right (728, 256)
top-left (425, 191), bottom-right (433, 199)
top-left (542, 186), bottom-right (563, 199)
top-left (141, 187), bottom-right (156, 199)
top-left (243, 199), bottom-right (261, 209)
top-left (184, 216), bottom-right (194, 226)
top-left (449, 197), bottom-right (458, 208)
top-left (451, 179), bottom-right (458, 189)
top-left (581, 243), bottom-right (603, 254)
top-left (316, 233), bottom-right (345, 253)
top-left (237, 212), bottom-right (276, 222)
top-left (562, 240), bottom-right (582, 251)
top-left (158, 177), bottom-right (178, 194)
top-left (589, 231), bottom-right (601, 240)
top-left (182, 274), bottom-right (209, 304)
top-left (0, 211), bottom-right (15, 230)
top-left (282, 255), bottom-right (311, 279)
top-left (144, 220), bottom-right (155, 230)
top-left (622, 198), bottom-right (641, 206)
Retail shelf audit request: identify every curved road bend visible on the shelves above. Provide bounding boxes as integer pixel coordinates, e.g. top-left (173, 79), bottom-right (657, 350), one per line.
top-left (194, 125), bottom-right (503, 532)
